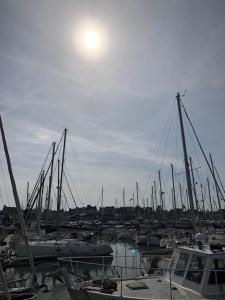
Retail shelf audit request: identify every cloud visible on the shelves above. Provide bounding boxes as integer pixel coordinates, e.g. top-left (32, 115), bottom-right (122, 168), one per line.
top-left (0, 0), bottom-right (225, 210)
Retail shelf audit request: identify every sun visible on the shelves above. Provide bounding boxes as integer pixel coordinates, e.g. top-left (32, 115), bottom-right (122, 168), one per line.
top-left (83, 31), bottom-right (99, 49)
top-left (74, 19), bottom-right (108, 60)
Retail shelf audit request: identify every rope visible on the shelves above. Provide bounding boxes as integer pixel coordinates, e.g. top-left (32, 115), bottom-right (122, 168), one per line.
top-left (181, 99), bottom-right (225, 204)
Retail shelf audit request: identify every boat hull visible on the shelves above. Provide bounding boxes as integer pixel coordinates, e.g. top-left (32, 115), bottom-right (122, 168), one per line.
top-left (15, 239), bottom-right (113, 257)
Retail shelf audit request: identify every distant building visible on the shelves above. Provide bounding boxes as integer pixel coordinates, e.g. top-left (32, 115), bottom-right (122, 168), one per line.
top-left (2, 205), bottom-right (18, 225)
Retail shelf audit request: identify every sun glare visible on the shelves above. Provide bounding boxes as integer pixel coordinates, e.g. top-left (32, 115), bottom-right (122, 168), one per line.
top-left (83, 31), bottom-right (99, 49)
top-left (74, 19), bottom-right (108, 60)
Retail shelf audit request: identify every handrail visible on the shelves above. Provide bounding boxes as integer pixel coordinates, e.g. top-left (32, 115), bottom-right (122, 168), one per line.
top-left (47, 258), bottom-right (225, 300)
top-left (57, 256), bottom-right (225, 273)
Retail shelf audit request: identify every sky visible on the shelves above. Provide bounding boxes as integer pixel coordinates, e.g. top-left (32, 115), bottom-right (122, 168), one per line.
top-left (0, 0), bottom-right (225, 210)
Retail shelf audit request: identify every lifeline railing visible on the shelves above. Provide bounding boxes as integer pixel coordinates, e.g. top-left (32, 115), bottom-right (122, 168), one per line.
top-left (5, 256), bottom-right (225, 300)
top-left (53, 255), bottom-right (225, 300)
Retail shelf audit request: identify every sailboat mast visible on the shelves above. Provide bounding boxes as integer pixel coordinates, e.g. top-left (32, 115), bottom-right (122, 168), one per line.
top-left (46, 141), bottom-right (56, 223)
top-left (154, 180), bottom-right (157, 209)
top-left (158, 170), bottom-right (163, 210)
top-left (171, 164), bottom-right (176, 210)
top-left (207, 178), bottom-right (213, 212)
top-left (58, 129), bottom-right (67, 213)
top-left (123, 188), bottom-right (125, 208)
top-left (189, 157), bottom-right (199, 212)
top-left (26, 182), bottom-right (29, 208)
top-left (37, 170), bottom-right (44, 235)
top-left (101, 186), bottom-right (104, 219)
top-left (151, 185), bottom-right (154, 211)
top-left (136, 182), bottom-right (139, 207)
top-left (179, 182), bottom-right (184, 210)
top-left (176, 93), bottom-right (196, 233)
top-left (0, 116), bottom-right (36, 276)
top-left (56, 159), bottom-right (60, 233)
top-left (209, 153), bottom-right (222, 210)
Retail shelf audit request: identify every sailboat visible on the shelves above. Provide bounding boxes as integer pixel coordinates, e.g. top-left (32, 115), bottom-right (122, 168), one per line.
top-left (15, 238), bottom-right (113, 258)
top-left (0, 116), bottom-right (37, 299)
top-left (54, 93), bottom-right (225, 300)
top-left (14, 129), bottom-right (113, 259)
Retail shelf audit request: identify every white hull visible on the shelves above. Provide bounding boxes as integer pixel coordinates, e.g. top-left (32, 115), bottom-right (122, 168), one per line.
top-left (15, 239), bottom-right (113, 257)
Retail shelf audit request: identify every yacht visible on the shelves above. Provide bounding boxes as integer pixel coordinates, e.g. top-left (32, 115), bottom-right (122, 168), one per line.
top-left (15, 238), bottom-right (113, 258)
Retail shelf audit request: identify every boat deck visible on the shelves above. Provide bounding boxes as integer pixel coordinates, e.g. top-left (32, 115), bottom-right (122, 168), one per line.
top-left (111, 276), bottom-right (206, 299)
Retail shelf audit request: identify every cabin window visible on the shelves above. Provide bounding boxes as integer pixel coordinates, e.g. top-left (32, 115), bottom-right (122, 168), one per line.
top-left (186, 255), bottom-right (205, 284)
top-left (208, 259), bottom-right (225, 285)
top-left (174, 253), bottom-right (189, 277)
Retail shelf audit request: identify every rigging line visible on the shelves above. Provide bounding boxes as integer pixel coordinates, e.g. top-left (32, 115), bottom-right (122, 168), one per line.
top-left (27, 143), bottom-right (52, 208)
top-left (144, 102), bottom-right (176, 206)
top-left (28, 131), bottom-right (64, 208)
top-left (214, 164), bottom-right (225, 197)
top-left (175, 105), bottom-right (179, 163)
top-left (96, 189), bottom-right (102, 208)
top-left (159, 100), bottom-right (177, 172)
top-left (184, 114), bottom-right (205, 187)
top-left (64, 163), bottom-right (82, 205)
top-left (142, 98), bottom-right (176, 198)
top-left (68, 134), bottom-right (87, 203)
top-left (25, 131), bottom-right (65, 224)
top-left (52, 185), bottom-right (57, 211)
top-left (161, 175), bottom-right (169, 199)
top-left (61, 187), bottom-right (70, 211)
top-left (62, 168), bottom-right (78, 208)
top-left (137, 184), bottom-right (146, 207)
top-left (181, 99), bottom-right (225, 202)
top-left (160, 164), bottom-right (171, 204)
top-left (203, 183), bottom-right (211, 212)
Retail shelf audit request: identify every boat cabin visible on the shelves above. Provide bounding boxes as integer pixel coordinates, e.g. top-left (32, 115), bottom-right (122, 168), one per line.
top-left (168, 245), bottom-right (225, 298)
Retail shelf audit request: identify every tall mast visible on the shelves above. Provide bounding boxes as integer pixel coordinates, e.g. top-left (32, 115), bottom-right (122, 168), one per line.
top-left (58, 129), bottom-right (67, 216)
top-left (209, 153), bottom-right (222, 210)
top-left (189, 157), bottom-right (199, 212)
top-left (176, 93), bottom-right (196, 233)
top-left (136, 182), bottom-right (139, 207)
top-left (123, 188), bottom-right (125, 208)
top-left (26, 182), bottom-right (29, 208)
top-left (207, 178), bottom-right (213, 212)
top-left (158, 170), bottom-right (163, 210)
top-left (37, 170), bottom-right (44, 235)
top-left (171, 164), bottom-right (176, 210)
top-left (179, 182), bottom-right (184, 210)
top-left (101, 186), bottom-right (104, 220)
top-left (46, 141), bottom-right (56, 223)
top-left (0, 116), bottom-right (35, 276)
top-left (154, 181), bottom-right (157, 209)
top-left (200, 184), bottom-right (206, 212)
top-left (56, 159), bottom-right (60, 234)
top-left (151, 185), bottom-right (154, 211)
top-left (186, 188), bottom-right (190, 211)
